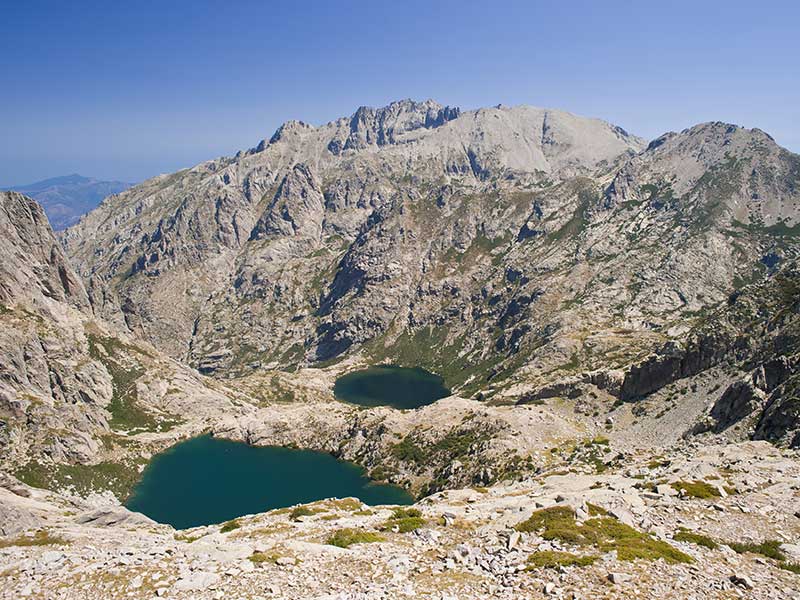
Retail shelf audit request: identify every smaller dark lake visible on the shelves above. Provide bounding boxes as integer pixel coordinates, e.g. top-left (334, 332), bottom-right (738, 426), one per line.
top-left (125, 435), bottom-right (412, 529)
top-left (333, 365), bottom-right (450, 409)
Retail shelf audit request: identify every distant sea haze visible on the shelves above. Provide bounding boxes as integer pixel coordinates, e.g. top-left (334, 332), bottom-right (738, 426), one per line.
top-left (2, 174), bottom-right (131, 230)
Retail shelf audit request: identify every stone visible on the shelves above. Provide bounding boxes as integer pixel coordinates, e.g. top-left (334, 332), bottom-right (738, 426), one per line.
top-left (174, 571), bottom-right (221, 591)
top-left (656, 484), bottom-right (679, 497)
top-left (780, 543), bottom-right (800, 561)
top-left (607, 572), bottom-right (631, 584)
top-left (730, 574), bottom-right (754, 589)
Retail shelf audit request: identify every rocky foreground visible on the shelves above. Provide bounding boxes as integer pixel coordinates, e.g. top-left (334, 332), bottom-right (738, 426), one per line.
top-left (1, 441), bottom-right (798, 600)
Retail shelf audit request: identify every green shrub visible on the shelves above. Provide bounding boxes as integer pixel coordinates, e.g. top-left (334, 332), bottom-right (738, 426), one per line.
top-left (220, 519), bottom-right (241, 533)
top-left (326, 528), bottom-right (384, 548)
top-left (526, 550), bottom-right (596, 569)
top-left (670, 480), bottom-right (721, 499)
top-left (673, 528), bottom-right (718, 549)
top-left (727, 539), bottom-right (786, 561)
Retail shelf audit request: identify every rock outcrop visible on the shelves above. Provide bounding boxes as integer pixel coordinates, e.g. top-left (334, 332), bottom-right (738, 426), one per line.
top-left (0, 191), bottom-right (238, 479)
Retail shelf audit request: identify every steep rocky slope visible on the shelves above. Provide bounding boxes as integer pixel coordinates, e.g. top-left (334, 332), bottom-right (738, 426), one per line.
top-left (60, 101), bottom-right (647, 379)
top-left (61, 102), bottom-right (800, 417)
top-left (0, 191), bottom-right (239, 492)
top-left (616, 261), bottom-right (800, 447)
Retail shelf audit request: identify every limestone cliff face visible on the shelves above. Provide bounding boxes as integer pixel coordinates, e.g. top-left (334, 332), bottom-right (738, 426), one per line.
top-left (60, 101), bottom-right (800, 410)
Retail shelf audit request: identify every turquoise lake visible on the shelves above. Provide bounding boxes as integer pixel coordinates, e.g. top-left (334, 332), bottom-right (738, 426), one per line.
top-left (333, 365), bottom-right (450, 409)
top-left (125, 435), bottom-right (412, 529)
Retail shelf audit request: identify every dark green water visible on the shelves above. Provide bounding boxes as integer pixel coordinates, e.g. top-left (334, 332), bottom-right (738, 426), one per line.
top-left (125, 435), bottom-right (412, 529)
top-left (333, 365), bottom-right (450, 409)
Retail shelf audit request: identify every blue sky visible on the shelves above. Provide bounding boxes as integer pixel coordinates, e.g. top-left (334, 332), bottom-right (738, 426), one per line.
top-left (1, 0), bottom-right (798, 184)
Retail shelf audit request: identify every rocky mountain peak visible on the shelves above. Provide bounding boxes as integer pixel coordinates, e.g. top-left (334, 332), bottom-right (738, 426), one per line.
top-left (0, 191), bottom-right (89, 311)
top-left (267, 119), bottom-right (314, 145)
top-left (332, 98), bottom-right (461, 153)
top-left (605, 120), bottom-right (800, 227)
top-left (251, 120), bottom-right (315, 152)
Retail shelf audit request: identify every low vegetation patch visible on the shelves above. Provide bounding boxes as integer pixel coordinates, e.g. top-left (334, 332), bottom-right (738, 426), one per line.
top-left (647, 458), bottom-right (670, 469)
top-left (0, 529), bottom-right (68, 548)
top-left (727, 539), bottom-right (786, 561)
top-left (526, 550), bottom-right (596, 569)
top-left (327, 528), bottom-right (384, 548)
top-left (15, 458), bottom-right (146, 501)
top-left (780, 562), bottom-right (800, 574)
top-left (381, 508), bottom-right (426, 533)
top-left (173, 533), bottom-right (203, 543)
top-left (290, 506), bottom-right (322, 520)
top-left (673, 528), bottom-right (718, 549)
top-left (87, 333), bottom-right (180, 433)
top-left (391, 435), bottom-right (427, 464)
top-left (249, 551), bottom-right (281, 564)
top-left (220, 519), bottom-right (242, 533)
top-left (586, 503), bottom-right (609, 517)
top-left (670, 480), bottom-right (721, 499)
top-left (327, 498), bottom-right (362, 511)
top-left (515, 506), bottom-right (693, 564)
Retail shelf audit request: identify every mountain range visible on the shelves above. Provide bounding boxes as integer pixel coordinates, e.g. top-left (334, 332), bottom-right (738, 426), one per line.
top-left (3, 174), bottom-right (131, 230)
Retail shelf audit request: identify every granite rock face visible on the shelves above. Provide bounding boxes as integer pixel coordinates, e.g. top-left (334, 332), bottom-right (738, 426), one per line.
top-left (61, 100), bottom-right (651, 376)
top-left (0, 191), bottom-right (90, 310)
top-left (59, 102), bottom-right (800, 418)
top-left (0, 191), bottom-right (237, 474)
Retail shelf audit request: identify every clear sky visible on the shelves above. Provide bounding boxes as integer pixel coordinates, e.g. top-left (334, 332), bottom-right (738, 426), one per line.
top-left (1, 0), bottom-right (798, 184)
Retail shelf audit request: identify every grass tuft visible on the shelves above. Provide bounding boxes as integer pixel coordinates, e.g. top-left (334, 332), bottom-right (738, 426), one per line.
top-left (673, 528), bottom-right (718, 550)
top-left (0, 530), bottom-right (68, 548)
top-left (670, 480), bottom-right (721, 499)
top-left (220, 519), bottom-right (242, 533)
top-left (526, 550), bottom-right (596, 569)
top-left (327, 528), bottom-right (384, 548)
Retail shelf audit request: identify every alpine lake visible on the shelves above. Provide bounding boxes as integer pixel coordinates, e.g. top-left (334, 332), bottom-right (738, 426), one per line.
top-left (125, 366), bottom-right (448, 528)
